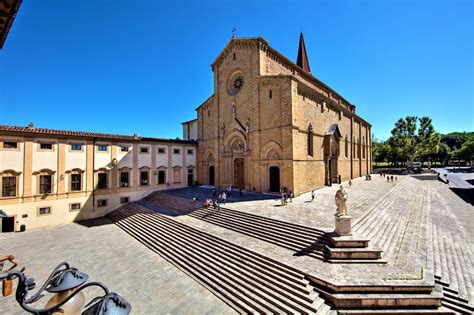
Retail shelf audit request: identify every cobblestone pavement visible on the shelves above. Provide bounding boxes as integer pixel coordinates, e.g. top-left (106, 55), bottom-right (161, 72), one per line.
top-left (0, 218), bottom-right (236, 315)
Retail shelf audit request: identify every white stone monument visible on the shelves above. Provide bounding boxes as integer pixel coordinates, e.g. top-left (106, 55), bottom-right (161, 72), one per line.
top-left (334, 185), bottom-right (352, 236)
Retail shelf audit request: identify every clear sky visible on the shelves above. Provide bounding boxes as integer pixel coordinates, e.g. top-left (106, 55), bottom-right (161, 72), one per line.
top-left (0, 0), bottom-right (472, 140)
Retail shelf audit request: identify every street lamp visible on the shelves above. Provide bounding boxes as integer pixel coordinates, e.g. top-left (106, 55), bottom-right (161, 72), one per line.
top-left (0, 261), bottom-right (131, 315)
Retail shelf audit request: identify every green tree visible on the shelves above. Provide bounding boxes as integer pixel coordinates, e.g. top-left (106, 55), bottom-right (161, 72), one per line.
top-left (390, 116), bottom-right (418, 165)
top-left (416, 117), bottom-right (441, 166)
top-left (454, 139), bottom-right (474, 166)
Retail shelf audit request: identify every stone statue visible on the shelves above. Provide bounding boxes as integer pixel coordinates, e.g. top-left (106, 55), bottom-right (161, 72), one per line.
top-left (244, 120), bottom-right (250, 136)
top-left (335, 185), bottom-right (348, 216)
top-left (220, 123), bottom-right (225, 138)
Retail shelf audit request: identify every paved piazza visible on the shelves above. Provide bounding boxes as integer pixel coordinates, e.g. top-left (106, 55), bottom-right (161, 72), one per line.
top-left (1, 172), bottom-right (473, 313)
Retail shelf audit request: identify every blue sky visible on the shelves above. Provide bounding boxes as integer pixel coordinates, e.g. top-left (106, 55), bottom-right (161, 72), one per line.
top-left (0, 0), bottom-right (472, 140)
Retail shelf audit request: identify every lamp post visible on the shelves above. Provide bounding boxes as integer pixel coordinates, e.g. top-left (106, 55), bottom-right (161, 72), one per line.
top-left (0, 262), bottom-right (131, 315)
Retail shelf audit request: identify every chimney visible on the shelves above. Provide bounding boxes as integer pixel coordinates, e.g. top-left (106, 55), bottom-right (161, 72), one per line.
top-left (28, 122), bottom-right (34, 128)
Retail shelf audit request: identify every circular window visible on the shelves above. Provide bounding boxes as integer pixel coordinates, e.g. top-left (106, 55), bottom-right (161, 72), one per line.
top-left (228, 74), bottom-right (244, 95)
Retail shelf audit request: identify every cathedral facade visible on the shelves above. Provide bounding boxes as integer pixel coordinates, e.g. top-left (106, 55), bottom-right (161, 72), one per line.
top-left (194, 34), bottom-right (372, 195)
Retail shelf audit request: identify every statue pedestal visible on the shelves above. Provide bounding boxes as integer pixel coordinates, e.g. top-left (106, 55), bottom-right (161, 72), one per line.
top-left (335, 215), bottom-right (352, 236)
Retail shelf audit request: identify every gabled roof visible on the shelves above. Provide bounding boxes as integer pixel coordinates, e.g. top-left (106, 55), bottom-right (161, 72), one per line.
top-left (210, 36), bottom-right (355, 112)
top-left (326, 124), bottom-right (342, 138)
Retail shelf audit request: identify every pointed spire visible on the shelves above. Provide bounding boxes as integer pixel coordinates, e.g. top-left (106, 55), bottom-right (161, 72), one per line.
top-left (296, 32), bottom-right (311, 73)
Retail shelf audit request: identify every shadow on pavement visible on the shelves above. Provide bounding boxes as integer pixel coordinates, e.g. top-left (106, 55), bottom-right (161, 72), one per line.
top-left (450, 188), bottom-right (474, 206)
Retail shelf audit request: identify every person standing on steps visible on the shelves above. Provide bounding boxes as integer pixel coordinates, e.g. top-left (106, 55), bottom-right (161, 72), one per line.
top-left (222, 192), bottom-right (227, 204)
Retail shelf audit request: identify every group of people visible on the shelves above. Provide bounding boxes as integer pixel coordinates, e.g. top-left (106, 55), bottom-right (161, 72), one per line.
top-left (280, 187), bottom-right (294, 206)
top-left (380, 172), bottom-right (397, 182)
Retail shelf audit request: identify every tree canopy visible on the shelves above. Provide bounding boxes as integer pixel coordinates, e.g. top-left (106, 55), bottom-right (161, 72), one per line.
top-left (373, 116), bottom-right (472, 166)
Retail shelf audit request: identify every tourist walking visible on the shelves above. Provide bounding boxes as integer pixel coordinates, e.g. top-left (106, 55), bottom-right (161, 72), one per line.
top-left (348, 179), bottom-right (352, 187)
top-left (310, 190), bottom-right (315, 202)
top-left (222, 192), bottom-right (227, 204)
top-left (289, 190), bottom-right (293, 202)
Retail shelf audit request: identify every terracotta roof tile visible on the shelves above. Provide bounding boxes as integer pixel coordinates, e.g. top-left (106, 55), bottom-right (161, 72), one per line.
top-left (0, 125), bottom-right (197, 144)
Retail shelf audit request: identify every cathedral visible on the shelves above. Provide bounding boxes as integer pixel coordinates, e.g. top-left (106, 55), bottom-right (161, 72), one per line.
top-left (189, 34), bottom-right (372, 195)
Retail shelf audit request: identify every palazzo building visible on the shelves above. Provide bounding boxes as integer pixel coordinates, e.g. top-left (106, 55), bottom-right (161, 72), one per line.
top-left (0, 125), bottom-right (196, 230)
top-left (192, 34), bottom-right (372, 195)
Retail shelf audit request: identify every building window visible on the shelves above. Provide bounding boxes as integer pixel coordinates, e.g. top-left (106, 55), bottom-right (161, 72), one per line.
top-left (173, 169), bottom-right (181, 183)
top-left (97, 145), bottom-right (108, 152)
top-left (3, 142), bottom-right (18, 149)
top-left (120, 172), bottom-right (129, 187)
top-left (233, 52), bottom-right (236, 60)
top-left (71, 144), bottom-right (82, 151)
top-left (269, 90), bottom-right (272, 99)
top-left (362, 137), bottom-right (366, 159)
top-left (70, 203), bottom-right (81, 211)
top-left (39, 175), bottom-right (52, 194)
top-left (307, 124), bottom-right (313, 157)
top-left (208, 110), bottom-right (210, 117)
top-left (158, 170), bottom-right (166, 184)
top-left (158, 148), bottom-right (165, 154)
top-left (71, 174), bottom-right (81, 191)
top-left (140, 171), bottom-right (149, 186)
top-left (345, 136), bottom-right (348, 158)
top-left (187, 149), bottom-right (193, 155)
top-left (173, 149), bottom-right (180, 154)
top-left (97, 199), bottom-right (107, 207)
top-left (120, 197), bottom-right (129, 204)
top-left (97, 173), bottom-right (107, 189)
top-left (140, 147), bottom-right (149, 153)
top-left (40, 143), bottom-right (53, 150)
top-left (38, 207), bottom-right (51, 216)
top-left (120, 146), bottom-right (129, 152)
top-left (2, 176), bottom-right (16, 197)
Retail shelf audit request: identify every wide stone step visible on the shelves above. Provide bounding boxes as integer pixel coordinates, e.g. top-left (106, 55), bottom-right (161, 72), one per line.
top-left (116, 206), bottom-right (308, 283)
top-left (187, 209), bottom-right (327, 260)
top-left (112, 213), bottom-right (301, 313)
top-left (191, 207), bottom-right (323, 242)
top-left (120, 211), bottom-right (317, 302)
top-left (189, 208), bottom-right (322, 248)
top-left (207, 206), bottom-right (326, 237)
top-left (109, 206), bottom-right (328, 313)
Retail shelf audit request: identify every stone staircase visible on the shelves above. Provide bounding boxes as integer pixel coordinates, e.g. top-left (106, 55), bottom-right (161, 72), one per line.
top-left (352, 178), bottom-right (474, 313)
top-left (108, 203), bottom-right (335, 314)
top-left (187, 206), bottom-right (329, 261)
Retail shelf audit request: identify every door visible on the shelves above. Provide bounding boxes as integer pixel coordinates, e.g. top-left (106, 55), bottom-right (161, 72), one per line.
top-left (209, 166), bottom-right (215, 186)
top-left (187, 171), bottom-right (194, 187)
top-left (234, 158), bottom-right (245, 189)
top-left (269, 166), bottom-right (280, 192)
top-left (1, 216), bottom-right (14, 233)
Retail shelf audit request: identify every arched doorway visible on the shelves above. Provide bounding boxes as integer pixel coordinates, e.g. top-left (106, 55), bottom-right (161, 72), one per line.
top-left (324, 124), bottom-right (342, 185)
top-left (233, 158), bottom-right (245, 189)
top-left (269, 166), bottom-right (280, 192)
top-left (208, 166), bottom-right (215, 186)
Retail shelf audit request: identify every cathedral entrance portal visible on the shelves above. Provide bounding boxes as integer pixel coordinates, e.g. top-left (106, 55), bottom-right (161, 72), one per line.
top-left (324, 124), bottom-right (342, 185)
top-left (269, 166), bottom-right (280, 192)
top-left (233, 158), bottom-right (245, 189)
top-left (209, 166), bottom-right (215, 186)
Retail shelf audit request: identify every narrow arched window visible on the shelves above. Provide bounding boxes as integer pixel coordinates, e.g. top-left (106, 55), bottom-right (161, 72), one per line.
top-left (269, 90), bottom-right (272, 99)
top-left (362, 137), bottom-right (366, 159)
top-left (345, 136), bottom-right (348, 158)
top-left (308, 124), bottom-right (313, 157)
